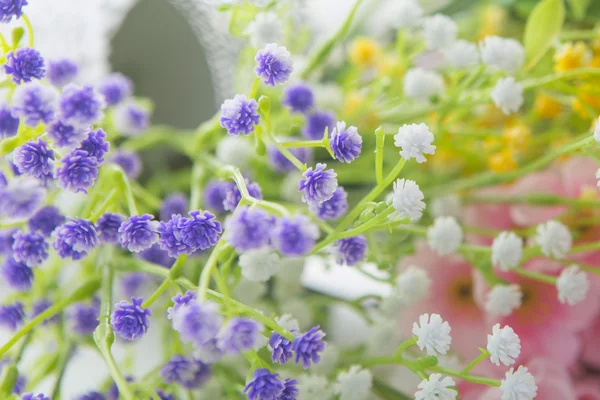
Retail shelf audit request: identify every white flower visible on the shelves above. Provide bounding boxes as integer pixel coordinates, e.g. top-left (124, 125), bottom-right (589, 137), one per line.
top-left (233, 278), bottom-right (266, 305)
top-left (485, 284), bottom-right (522, 316)
top-left (367, 319), bottom-right (402, 356)
top-left (298, 374), bottom-right (333, 400)
top-left (274, 314), bottom-right (300, 331)
top-left (415, 374), bottom-right (457, 400)
top-left (246, 12), bottom-right (283, 47)
top-left (392, 0), bottom-right (424, 29)
top-left (479, 36), bottom-right (525, 74)
top-left (395, 266), bottom-right (432, 304)
top-left (427, 216), bottom-right (463, 255)
top-left (334, 365), bottom-right (373, 400)
top-left (430, 194), bottom-right (462, 219)
top-left (412, 313), bottom-right (452, 356)
top-left (312, 343), bottom-right (340, 374)
top-left (215, 135), bottom-right (254, 169)
top-left (238, 248), bottom-right (280, 282)
top-left (422, 14), bottom-right (458, 50)
top-left (391, 178), bottom-right (426, 221)
top-left (500, 366), bottom-right (538, 400)
top-left (491, 77), bottom-right (524, 115)
top-left (492, 231), bottom-right (523, 271)
top-left (557, 265), bottom-right (589, 306)
top-left (596, 168), bottom-right (600, 189)
top-left (535, 220), bottom-right (572, 259)
top-left (394, 123), bottom-right (436, 163)
top-left (487, 324), bottom-right (521, 366)
top-left (403, 68), bottom-right (445, 101)
top-left (594, 116), bottom-right (600, 144)
top-left (444, 40), bottom-right (480, 68)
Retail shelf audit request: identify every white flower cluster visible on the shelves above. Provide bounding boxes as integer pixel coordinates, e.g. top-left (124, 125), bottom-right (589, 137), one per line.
top-left (246, 12), bottom-right (284, 47)
top-left (491, 77), bottom-right (524, 115)
top-left (485, 284), bottom-right (522, 316)
top-left (394, 123), bottom-right (436, 163)
top-left (535, 220), bottom-right (572, 259)
top-left (391, 178), bottom-right (426, 221)
top-left (422, 14), bottom-right (458, 50)
top-left (239, 248), bottom-right (281, 282)
top-left (492, 231), bottom-right (523, 271)
top-left (444, 40), bottom-right (480, 68)
top-left (557, 265), bottom-right (589, 306)
top-left (393, 265), bottom-right (432, 306)
top-left (479, 36), bottom-right (525, 74)
top-left (392, 0), bottom-right (424, 29)
top-left (333, 365), bottom-right (373, 400)
top-left (501, 366), bottom-right (538, 400)
top-left (403, 68), bottom-right (445, 101)
top-left (427, 216), bottom-right (463, 255)
top-left (413, 313), bottom-right (452, 356)
top-left (415, 374), bottom-right (457, 400)
top-left (487, 324), bottom-right (521, 366)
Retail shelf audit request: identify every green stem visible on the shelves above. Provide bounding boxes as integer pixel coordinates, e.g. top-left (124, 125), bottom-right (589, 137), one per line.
top-left (88, 189), bottom-right (118, 221)
top-left (113, 165), bottom-right (138, 215)
top-left (21, 14), bottom-right (34, 48)
top-left (249, 77), bottom-right (260, 99)
top-left (395, 337), bottom-right (418, 356)
top-left (190, 163), bottom-right (204, 210)
top-left (268, 135), bottom-right (306, 171)
top-left (462, 350), bottom-right (490, 374)
top-left (560, 29), bottom-right (600, 40)
top-left (131, 181), bottom-right (162, 210)
top-left (142, 279), bottom-right (172, 308)
top-left (282, 139), bottom-right (324, 148)
top-left (50, 342), bottom-right (74, 399)
top-left (571, 241), bottom-right (600, 254)
top-left (374, 127), bottom-right (385, 185)
top-left (522, 68), bottom-right (600, 89)
top-left (513, 267), bottom-right (557, 284)
top-left (197, 241), bottom-right (227, 302)
top-left (429, 366), bottom-right (501, 387)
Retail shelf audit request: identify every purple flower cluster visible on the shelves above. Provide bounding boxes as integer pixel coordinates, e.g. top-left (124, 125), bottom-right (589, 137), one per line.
top-left (299, 163), bottom-right (338, 204)
top-left (21, 393), bottom-right (51, 400)
top-left (119, 214), bottom-right (159, 253)
top-left (244, 369), bottom-right (298, 400)
top-left (334, 235), bottom-right (368, 266)
top-left (47, 121), bottom-right (86, 147)
top-left (172, 300), bottom-right (223, 347)
top-left (0, 178), bottom-right (45, 219)
top-left (255, 43), bottom-right (293, 86)
top-left (76, 391), bottom-right (105, 400)
top-left (217, 317), bottom-right (263, 354)
top-left (110, 297), bottom-right (152, 341)
top-left (46, 58), bottom-right (78, 87)
top-left (219, 95), bottom-right (260, 136)
top-left (160, 355), bottom-right (211, 389)
top-left (0, 302), bottom-right (25, 330)
top-left (98, 73), bottom-right (133, 106)
top-left (1, 257), bottom-right (33, 291)
top-left (12, 231), bottom-right (48, 267)
top-left (110, 150), bottom-right (141, 179)
top-left (55, 150), bottom-right (99, 193)
top-left (96, 213), bottom-right (125, 244)
top-left (138, 244), bottom-right (174, 268)
top-left (114, 102), bottom-right (149, 136)
top-left (283, 82), bottom-right (314, 113)
top-left (79, 128), bottom-right (110, 162)
top-left (70, 300), bottom-right (100, 335)
top-left (53, 218), bottom-right (98, 260)
top-left (59, 84), bottom-right (105, 126)
top-left (121, 273), bottom-right (146, 298)
top-left (268, 143), bottom-right (312, 173)
top-left (13, 139), bottom-right (55, 183)
top-left (0, 0), bottom-right (28, 22)
top-left (158, 210), bottom-right (222, 257)
top-left (309, 186), bottom-right (348, 220)
top-left (223, 179), bottom-right (263, 211)
top-left (167, 290), bottom-right (196, 320)
top-left (225, 206), bottom-right (273, 252)
top-left (330, 121), bottom-right (363, 163)
top-left (203, 181), bottom-right (229, 214)
top-left (12, 82), bottom-right (58, 126)
top-left (271, 214), bottom-right (319, 256)
top-left (0, 228), bottom-right (16, 255)
top-left (28, 205), bottom-right (65, 236)
top-left (0, 103), bottom-right (19, 138)
top-left (32, 298), bottom-right (60, 325)
top-left (302, 110), bottom-right (336, 140)
top-left (160, 193), bottom-right (188, 221)
top-left (292, 326), bottom-right (326, 369)
top-left (4, 47), bottom-right (45, 84)
top-left (270, 332), bottom-right (293, 364)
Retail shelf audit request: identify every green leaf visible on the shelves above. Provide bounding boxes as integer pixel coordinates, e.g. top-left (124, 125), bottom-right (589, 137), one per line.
top-left (228, 2), bottom-right (258, 37)
top-left (567, 0), bottom-right (591, 20)
top-left (523, 0), bottom-right (565, 71)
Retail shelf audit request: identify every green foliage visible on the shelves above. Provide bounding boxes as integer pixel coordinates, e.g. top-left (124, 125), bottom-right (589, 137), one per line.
top-left (523, 0), bottom-right (565, 70)
top-left (229, 1), bottom-right (259, 37)
top-left (567, 0), bottom-right (591, 20)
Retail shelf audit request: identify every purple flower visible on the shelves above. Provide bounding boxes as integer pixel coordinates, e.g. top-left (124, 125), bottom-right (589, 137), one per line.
top-left (28, 205), bottom-right (65, 236)
top-left (223, 179), bottom-right (263, 211)
top-left (1, 257), bottom-right (33, 291)
top-left (96, 213), bottom-right (125, 244)
top-left (298, 163), bottom-right (338, 204)
top-left (155, 390), bottom-right (175, 400)
top-left (0, 0), bottom-right (28, 22)
top-left (0, 103), bottom-right (19, 138)
top-left (244, 368), bottom-right (285, 400)
top-left (167, 290), bottom-right (196, 320)
top-left (271, 214), bottom-right (319, 257)
top-left (302, 110), bottom-right (335, 140)
top-left (13, 82), bottom-right (58, 126)
top-left (98, 73), bottom-right (133, 106)
top-left (118, 214), bottom-right (159, 253)
top-left (280, 379), bottom-right (299, 400)
top-left (203, 181), bottom-right (229, 214)
top-left (4, 47), bottom-right (45, 84)
top-left (180, 210), bottom-right (222, 251)
top-left (46, 58), bottom-right (78, 88)
top-left (121, 273), bottom-right (146, 298)
top-left (12, 231), bottom-right (48, 267)
top-left (269, 332), bottom-right (293, 364)
top-left (107, 376), bottom-right (134, 400)
top-left (283, 82), bottom-right (314, 113)
top-left (172, 300), bottom-right (223, 347)
top-left (0, 302), bottom-right (25, 330)
top-left (0, 228), bottom-right (17, 255)
top-left (70, 300), bottom-right (100, 335)
top-left (59, 84), bottom-right (105, 126)
top-left (292, 325), bottom-right (326, 369)
top-left (53, 218), bottom-right (98, 260)
top-left (137, 244), bottom-right (174, 268)
top-left (110, 149), bottom-right (141, 179)
top-left (0, 178), bottom-right (45, 219)
top-left (0, 360), bottom-right (26, 394)
top-left (76, 391), bottom-right (105, 400)
top-left (332, 123), bottom-right (362, 164)
top-left (160, 356), bottom-right (211, 389)
top-left (255, 43), bottom-right (293, 86)
top-left (217, 317), bottom-right (263, 354)
top-left (114, 102), bottom-right (149, 136)
top-left (160, 192), bottom-right (188, 221)
top-left (268, 142), bottom-right (312, 173)
top-left (0, 171), bottom-right (6, 187)
top-left (21, 393), bottom-right (50, 400)
top-left (54, 149), bottom-right (100, 193)
top-left (79, 128), bottom-right (110, 163)
top-left (47, 120), bottom-right (86, 148)
top-left (219, 94), bottom-right (260, 136)
top-left (32, 298), bottom-right (60, 325)
top-left (308, 186), bottom-right (348, 220)
top-left (13, 139), bottom-right (55, 182)
top-left (110, 297), bottom-right (152, 341)
top-left (225, 206), bottom-right (274, 252)
top-left (334, 235), bottom-right (367, 266)
top-left (157, 214), bottom-right (194, 257)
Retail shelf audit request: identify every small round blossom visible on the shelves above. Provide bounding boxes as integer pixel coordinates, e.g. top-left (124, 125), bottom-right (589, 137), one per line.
top-left (110, 150), bottom-right (141, 179)
top-left (422, 14), bottom-right (458, 50)
top-left (217, 317), bottom-right (264, 354)
top-left (271, 214), bottom-right (319, 256)
top-left (0, 302), bottom-right (25, 330)
top-left (0, 0), bottom-right (27, 22)
top-left (427, 216), bottom-right (463, 255)
top-left (491, 77), bottom-right (524, 115)
top-left (283, 82), bottom-right (314, 113)
top-left (76, 391), bottom-right (105, 400)
top-left (158, 214), bottom-right (193, 258)
top-left (246, 11), bottom-right (284, 47)
top-left (13, 82), bottom-right (58, 126)
top-left (534, 219), bottom-right (572, 259)
top-left (0, 178), bottom-right (45, 219)
top-left (302, 110), bottom-right (336, 140)
top-left (155, 390), bottom-right (175, 400)
top-left (21, 393), bottom-right (50, 400)
top-left (53, 218), bottom-right (98, 260)
top-left (160, 356), bottom-right (210, 389)
top-left (299, 163), bottom-right (338, 204)
top-left (487, 324), bottom-right (521, 367)
top-left (203, 181), bottom-right (229, 214)
top-left (28, 206), bottom-right (65, 237)
top-left (47, 121), bottom-right (86, 148)
top-left (403, 68), bottom-right (444, 101)
top-left (239, 248), bottom-right (280, 282)
top-left (180, 210), bottom-right (222, 251)
top-left (485, 284), bottom-right (522, 316)
top-left (96, 213), bottom-right (125, 244)
top-left (110, 297), bottom-right (152, 341)
top-left (270, 332), bottom-right (293, 364)
top-left (167, 290), bottom-right (196, 320)
top-left (556, 265), bottom-right (589, 306)
top-left (59, 84), bottom-right (105, 127)
top-left (330, 121), bottom-right (362, 163)
top-left (0, 228), bottom-right (17, 255)
top-left (480, 36), bottom-right (525, 74)
top-left (297, 375), bottom-right (332, 400)
top-left (395, 266), bottom-right (431, 304)
top-left (31, 299), bottom-right (60, 325)
top-left (268, 142), bottom-right (312, 173)
top-left (412, 313), bottom-right (452, 356)
top-left (46, 58), bottom-right (78, 88)
top-left (12, 231), bottom-right (48, 267)
top-left (13, 139), bottom-right (55, 182)
top-left (391, 178), bottom-right (425, 221)
top-left (500, 366), bottom-right (538, 400)
top-left (0, 104), bottom-right (19, 138)
top-left (172, 300), bottom-right (223, 347)
top-left (1, 257), bottom-right (33, 291)
top-left (55, 150), bottom-right (100, 193)
top-left (334, 365), bottom-right (372, 400)
top-left (293, 325), bottom-right (326, 369)
top-left (492, 231), bottom-right (523, 271)
top-left (119, 214), bottom-right (160, 253)
top-left (280, 379), bottom-right (299, 400)
top-left (394, 123), bottom-right (436, 163)
top-left (4, 47), bottom-right (45, 84)
top-left (225, 206), bottom-right (274, 252)
top-left (415, 374), bottom-right (457, 400)
top-left (244, 368), bottom-right (285, 400)
top-left (223, 179), bottom-right (262, 211)
top-left (215, 135), bottom-right (254, 168)
top-left (160, 193), bottom-right (188, 221)
top-left (255, 43), bottom-right (293, 86)
top-left (334, 235), bottom-right (367, 266)
top-left (113, 102), bottom-right (150, 136)
top-left (98, 73), bottom-right (133, 106)
top-left (121, 273), bottom-right (146, 298)
top-left (219, 95), bottom-right (260, 136)
top-left (392, 0), bottom-right (423, 29)
top-left (444, 40), bottom-right (479, 68)
top-left (70, 300), bottom-right (100, 335)
top-left (309, 186), bottom-right (348, 220)
top-left (138, 244), bottom-right (174, 268)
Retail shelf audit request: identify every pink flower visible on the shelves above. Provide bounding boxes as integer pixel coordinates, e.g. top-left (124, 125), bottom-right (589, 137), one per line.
top-left (574, 379), bottom-right (600, 400)
top-left (580, 315), bottom-right (600, 370)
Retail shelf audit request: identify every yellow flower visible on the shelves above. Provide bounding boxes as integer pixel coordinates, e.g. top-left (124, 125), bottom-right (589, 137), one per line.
top-left (572, 84), bottom-right (600, 119)
top-left (377, 56), bottom-right (404, 78)
top-left (503, 123), bottom-right (531, 152)
top-left (487, 149), bottom-right (517, 173)
top-left (343, 92), bottom-right (364, 116)
top-left (534, 94), bottom-right (562, 119)
top-left (349, 37), bottom-right (380, 67)
top-left (554, 42), bottom-right (590, 72)
top-left (477, 4), bottom-right (506, 40)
